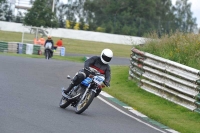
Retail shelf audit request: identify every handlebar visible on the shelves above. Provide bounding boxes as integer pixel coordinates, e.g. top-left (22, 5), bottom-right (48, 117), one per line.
top-left (84, 67), bottom-right (100, 75)
top-left (85, 67), bottom-right (110, 87)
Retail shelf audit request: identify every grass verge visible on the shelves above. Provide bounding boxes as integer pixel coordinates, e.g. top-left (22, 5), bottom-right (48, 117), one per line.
top-left (135, 32), bottom-right (200, 69)
top-left (108, 66), bottom-right (200, 133)
top-left (0, 30), bottom-right (133, 58)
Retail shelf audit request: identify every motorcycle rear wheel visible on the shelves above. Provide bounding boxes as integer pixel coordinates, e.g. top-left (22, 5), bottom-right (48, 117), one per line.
top-left (59, 96), bottom-right (71, 108)
top-left (75, 91), bottom-right (95, 114)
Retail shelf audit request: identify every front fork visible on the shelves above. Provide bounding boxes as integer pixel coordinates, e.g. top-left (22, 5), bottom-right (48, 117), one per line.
top-left (80, 84), bottom-right (90, 101)
top-left (80, 84), bottom-right (97, 101)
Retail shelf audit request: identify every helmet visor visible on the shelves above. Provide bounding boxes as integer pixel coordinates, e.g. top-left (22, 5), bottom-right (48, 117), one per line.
top-left (102, 53), bottom-right (112, 62)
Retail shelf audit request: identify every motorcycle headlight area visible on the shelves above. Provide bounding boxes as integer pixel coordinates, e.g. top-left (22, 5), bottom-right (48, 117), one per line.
top-left (94, 76), bottom-right (105, 86)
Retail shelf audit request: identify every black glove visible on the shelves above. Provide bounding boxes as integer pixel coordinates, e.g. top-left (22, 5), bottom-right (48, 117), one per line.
top-left (104, 81), bottom-right (110, 87)
top-left (84, 68), bottom-right (95, 76)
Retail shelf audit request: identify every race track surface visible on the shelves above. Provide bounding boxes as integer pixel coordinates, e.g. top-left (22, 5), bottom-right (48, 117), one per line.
top-left (0, 55), bottom-right (169, 133)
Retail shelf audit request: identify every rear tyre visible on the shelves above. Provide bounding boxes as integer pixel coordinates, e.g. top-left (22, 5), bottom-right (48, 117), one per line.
top-left (59, 96), bottom-right (71, 108)
top-left (75, 91), bottom-right (95, 114)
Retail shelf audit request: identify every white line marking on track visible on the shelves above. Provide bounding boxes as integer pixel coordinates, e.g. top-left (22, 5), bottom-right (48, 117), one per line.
top-left (100, 91), bottom-right (114, 98)
top-left (123, 106), bottom-right (148, 117)
top-left (165, 129), bottom-right (179, 133)
top-left (97, 96), bottom-right (167, 133)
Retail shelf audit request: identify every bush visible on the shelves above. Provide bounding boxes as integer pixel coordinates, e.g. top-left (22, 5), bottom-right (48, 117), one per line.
top-left (135, 31), bottom-right (200, 69)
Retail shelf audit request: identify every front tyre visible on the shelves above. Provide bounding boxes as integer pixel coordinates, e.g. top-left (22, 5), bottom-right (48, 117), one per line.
top-left (45, 49), bottom-right (51, 60)
top-left (59, 96), bottom-right (71, 108)
top-left (75, 91), bottom-right (95, 114)
top-left (45, 50), bottom-right (49, 59)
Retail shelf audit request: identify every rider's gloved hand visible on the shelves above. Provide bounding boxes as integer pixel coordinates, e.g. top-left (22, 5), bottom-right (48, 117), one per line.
top-left (84, 68), bottom-right (95, 76)
top-left (84, 68), bottom-right (90, 75)
top-left (104, 81), bottom-right (110, 87)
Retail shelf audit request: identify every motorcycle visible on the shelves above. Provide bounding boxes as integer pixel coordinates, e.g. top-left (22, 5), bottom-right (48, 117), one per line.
top-left (44, 48), bottom-right (52, 60)
top-left (59, 67), bottom-right (108, 114)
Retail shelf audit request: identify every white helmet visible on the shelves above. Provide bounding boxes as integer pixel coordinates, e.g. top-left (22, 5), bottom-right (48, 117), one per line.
top-left (100, 49), bottom-right (113, 64)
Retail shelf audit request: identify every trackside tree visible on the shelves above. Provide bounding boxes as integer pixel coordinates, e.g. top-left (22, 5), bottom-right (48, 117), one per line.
top-left (0, 0), bottom-right (14, 22)
top-left (66, 0), bottom-right (197, 36)
top-left (24, 0), bottom-right (58, 28)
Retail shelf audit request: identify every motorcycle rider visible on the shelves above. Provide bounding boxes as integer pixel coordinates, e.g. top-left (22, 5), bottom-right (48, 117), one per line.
top-left (63, 48), bottom-right (113, 97)
top-left (44, 36), bottom-right (54, 58)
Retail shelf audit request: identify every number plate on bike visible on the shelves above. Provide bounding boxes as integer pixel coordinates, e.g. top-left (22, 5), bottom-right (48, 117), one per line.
top-left (94, 76), bottom-right (104, 85)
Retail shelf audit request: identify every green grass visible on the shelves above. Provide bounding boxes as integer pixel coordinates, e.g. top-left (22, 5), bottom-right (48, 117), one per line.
top-left (1, 30), bottom-right (200, 133)
top-left (135, 31), bottom-right (200, 69)
top-left (0, 30), bottom-right (133, 58)
top-left (108, 66), bottom-right (200, 133)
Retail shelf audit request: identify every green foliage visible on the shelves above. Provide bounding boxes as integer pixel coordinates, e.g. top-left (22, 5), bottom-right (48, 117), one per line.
top-left (15, 11), bottom-right (24, 23)
top-left (174, 0), bottom-right (197, 33)
top-left (0, 0), bottom-right (13, 21)
top-left (135, 32), bottom-right (200, 69)
top-left (24, 0), bottom-right (58, 28)
top-left (96, 27), bottom-right (105, 32)
top-left (66, 20), bottom-right (89, 30)
top-left (56, 2), bottom-right (66, 28)
top-left (65, 0), bottom-right (197, 37)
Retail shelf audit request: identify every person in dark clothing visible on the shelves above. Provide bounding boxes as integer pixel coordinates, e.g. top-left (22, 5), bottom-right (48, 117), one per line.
top-left (63, 49), bottom-right (113, 97)
top-left (44, 36), bottom-right (54, 58)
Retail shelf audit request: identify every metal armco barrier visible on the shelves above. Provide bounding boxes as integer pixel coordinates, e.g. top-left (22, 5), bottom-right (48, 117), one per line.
top-left (129, 48), bottom-right (200, 113)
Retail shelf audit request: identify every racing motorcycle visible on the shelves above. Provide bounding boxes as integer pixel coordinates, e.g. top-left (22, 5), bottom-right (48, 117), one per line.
top-left (59, 67), bottom-right (108, 114)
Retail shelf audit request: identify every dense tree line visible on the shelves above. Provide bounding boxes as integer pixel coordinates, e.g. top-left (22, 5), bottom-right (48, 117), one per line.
top-left (24, 0), bottom-right (59, 28)
top-left (0, 0), bottom-right (197, 36)
top-left (78, 0), bottom-right (197, 36)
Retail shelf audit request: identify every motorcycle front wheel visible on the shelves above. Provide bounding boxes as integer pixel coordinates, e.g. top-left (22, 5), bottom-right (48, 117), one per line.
top-left (59, 96), bottom-right (71, 108)
top-left (45, 50), bottom-right (49, 59)
top-left (75, 91), bottom-right (95, 114)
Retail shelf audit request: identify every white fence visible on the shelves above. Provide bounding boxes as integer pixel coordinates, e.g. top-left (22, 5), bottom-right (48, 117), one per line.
top-left (0, 21), bottom-right (147, 45)
top-left (129, 48), bottom-right (200, 113)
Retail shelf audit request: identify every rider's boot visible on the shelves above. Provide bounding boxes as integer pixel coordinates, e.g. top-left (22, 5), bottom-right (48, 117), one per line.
top-left (64, 83), bottom-right (75, 95)
top-left (63, 72), bottom-right (86, 97)
top-left (65, 72), bottom-right (86, 94)
top-left (95, 89), bottom-right (102, 97)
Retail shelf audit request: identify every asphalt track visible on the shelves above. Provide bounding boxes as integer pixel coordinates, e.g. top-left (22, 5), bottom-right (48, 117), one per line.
top-left (0, 55), bottom-right (171, 133)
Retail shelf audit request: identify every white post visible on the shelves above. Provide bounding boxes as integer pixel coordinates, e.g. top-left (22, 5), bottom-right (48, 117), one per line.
top-left (22, 27), bottom-right (24, 44)
top-left (52, 0), bottom-right (55, 12)
top-left (36, 27), bottom-right (38, 39)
